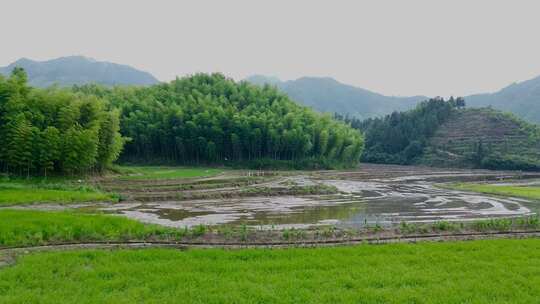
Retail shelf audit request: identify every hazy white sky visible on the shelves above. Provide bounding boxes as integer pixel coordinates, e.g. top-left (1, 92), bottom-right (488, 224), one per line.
top-left (2, 0), bottom-right (540, 96)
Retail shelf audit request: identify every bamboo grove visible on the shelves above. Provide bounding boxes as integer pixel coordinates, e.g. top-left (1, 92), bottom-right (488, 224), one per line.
top-left (1, 70), bottom-right (365, 176)
top-left (0, 69), bottom-right (124, 176)
top-left (76, 73), bottom-right (364, 168)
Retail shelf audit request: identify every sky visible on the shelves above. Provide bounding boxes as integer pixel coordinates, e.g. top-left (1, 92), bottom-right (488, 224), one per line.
top-left (2, 0), bottom-right (540, 97)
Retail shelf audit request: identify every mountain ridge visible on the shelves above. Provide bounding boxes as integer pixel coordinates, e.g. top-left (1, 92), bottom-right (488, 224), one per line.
top-left (466, 75), bottom-right (540, 123)
top-left (2, 56), bottom-right (539, 123)
top-left (0, 56), bottom-right (159, 87)
top-left (245, 74), bottom-right (540, 123)
top-left (244, 75), bottom-right (427, 120)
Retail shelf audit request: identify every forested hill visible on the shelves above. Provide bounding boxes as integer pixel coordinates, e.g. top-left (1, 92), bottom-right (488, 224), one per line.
top-left (74, 73), bottom-right (365, 169)
top-left (0, 56), bottom-right (159, 87)
top-left (357, 98), bottom-right (540, 171)
top-left (245, 75), bottom-right (426, 119)
top-left (418, 108), bottom-right (540, 170)
top-left (466, 75), bottom-right (540, 123)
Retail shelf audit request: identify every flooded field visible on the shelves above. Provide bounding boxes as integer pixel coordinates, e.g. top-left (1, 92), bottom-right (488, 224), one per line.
top-left (9, 165), bottom-right (540, 229)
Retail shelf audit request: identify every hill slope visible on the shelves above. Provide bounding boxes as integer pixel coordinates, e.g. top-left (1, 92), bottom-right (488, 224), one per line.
top-left (466, 76), bottom-right (540, 123)
top-left (0, 56), bottom-right (159, 87)
top-left (359, 98), bottom-right (540, 171)
top-left (419, 108), bottom-right (540, 169)
top-left (245, 75), bottom-right (426, 119)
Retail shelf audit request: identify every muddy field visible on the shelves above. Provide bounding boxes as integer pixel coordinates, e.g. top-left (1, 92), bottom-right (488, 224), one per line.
top-left (11, 164), bottom-right (540, 229)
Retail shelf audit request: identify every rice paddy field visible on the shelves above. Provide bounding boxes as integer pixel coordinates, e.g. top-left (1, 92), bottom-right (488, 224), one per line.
top-left (116, 166), bottom-right (224, 180)
top-left (0, 210), bottom-right (185, 247)
top-left (0, 177), bottom-right (118, 207)
top-left (0, 186), bottom-right (114, 206)
top-left (1, 164), bottom-right (540, 303)
top-left (451, 183), bottom-right (540, 200)
top-left (1, 239), bottom-right (539, 303)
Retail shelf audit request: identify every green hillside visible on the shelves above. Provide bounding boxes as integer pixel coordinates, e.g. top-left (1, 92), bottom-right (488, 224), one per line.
top-left (360, 99), bottom-right (540, 171)
top-left (419, 108), bottom-right (540, 170)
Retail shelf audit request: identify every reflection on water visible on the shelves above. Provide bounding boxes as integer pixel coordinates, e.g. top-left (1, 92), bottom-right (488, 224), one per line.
top-left (98, 179), bottom-right (536, 229)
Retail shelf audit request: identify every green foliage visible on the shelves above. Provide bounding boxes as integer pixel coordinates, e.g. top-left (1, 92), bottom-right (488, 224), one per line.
top-left (2, 240), bottom-right (540, 303)
top-left (472, 218), bottom-right (513, 231)
top-left (480, 153), bottom-right (540, 171)
top-left (75, 73), bottom-right (364, 168)
top-left (350, 97), bottom-right (462, 164)
top-left (398, 216), bottom-right (540, 234)
top-left (0, 69), bottom-right (125, 176)
top-left (190, 224), bottom-right (207, 237)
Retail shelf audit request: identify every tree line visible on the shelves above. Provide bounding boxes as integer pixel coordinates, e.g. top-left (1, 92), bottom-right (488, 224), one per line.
top-left (0, 69), bottom-right (124, 176)
top-left (74, 73), bottom-right (364, 169)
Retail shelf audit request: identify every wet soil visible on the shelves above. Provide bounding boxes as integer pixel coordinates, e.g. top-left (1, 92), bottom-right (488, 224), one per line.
top-left (2, 230), bottom-right (540, 255)
top-left (7, 164), bottom-right (540, 229)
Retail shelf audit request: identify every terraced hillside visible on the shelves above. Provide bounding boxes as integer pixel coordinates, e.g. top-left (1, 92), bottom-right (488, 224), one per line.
top-left (419, 108), bottom-right (540, 169)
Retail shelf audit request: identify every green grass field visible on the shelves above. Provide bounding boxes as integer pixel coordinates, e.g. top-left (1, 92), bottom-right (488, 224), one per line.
top-left (0, 239), bottom-right (539, 303)
top-left (116, 166), bottom-right (223, 180)
top-left (451, 183), bottom-right (540, 200)
top-left (0, 210), bottom-right (184, 247)
top-left (0, 182), bottom-right (116, 206)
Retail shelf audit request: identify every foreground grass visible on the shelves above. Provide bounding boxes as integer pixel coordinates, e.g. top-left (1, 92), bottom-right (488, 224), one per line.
top-left (0, 239), bottom-right (539, 303)
top-left (451, 183), bottom-right (540, 200)
top-left (116, 166), bottom-right (223, 180)
top-left (0, 210), bottom-right (184, 247)
top-left (0, 182), bottom-right (116, 206)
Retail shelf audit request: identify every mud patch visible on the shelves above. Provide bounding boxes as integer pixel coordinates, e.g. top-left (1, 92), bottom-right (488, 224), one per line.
top-left (324, 180), bottom-right (533, 226)
top-left (0, 253), bottom-right (16, 268)
top-left (97, 196), bottom-right (364, 228)
top-left (6, 165), bottom-right (538, 229)
top-left (94, 177), bottom-right (534, 229)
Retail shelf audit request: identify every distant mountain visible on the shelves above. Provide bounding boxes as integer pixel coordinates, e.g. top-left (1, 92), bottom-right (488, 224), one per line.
top-left (245, 75), bottom-right (282, 86)
top-left (0, 56), bottom-right (159, 87)
top-left (246, 74), bottom-right (540, 123)
top-left (245, 75), bottom-right (427, 120)
top-left (466, 75), bottom-right (540, 123)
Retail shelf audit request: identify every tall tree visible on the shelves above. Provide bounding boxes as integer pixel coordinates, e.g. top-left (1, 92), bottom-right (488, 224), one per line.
top-left (0, 69), bottom-right (125, 176)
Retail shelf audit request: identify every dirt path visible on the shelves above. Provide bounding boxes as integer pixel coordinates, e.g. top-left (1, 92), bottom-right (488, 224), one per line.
top-left (1, 230), bottom-right (539, 261)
